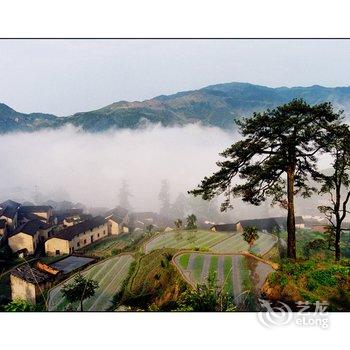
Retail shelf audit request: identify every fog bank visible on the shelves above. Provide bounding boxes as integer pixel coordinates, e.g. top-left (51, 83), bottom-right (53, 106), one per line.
top-left (0, 124), bottom-right (333, 219)
top-left (0, 125), bottom-right (236, 212)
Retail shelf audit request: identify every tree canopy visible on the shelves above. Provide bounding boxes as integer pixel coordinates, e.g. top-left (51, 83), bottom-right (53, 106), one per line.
top-left (190, 99), bottom-right (342, 259)
top-left (61, 273), bottom-right (99, 311)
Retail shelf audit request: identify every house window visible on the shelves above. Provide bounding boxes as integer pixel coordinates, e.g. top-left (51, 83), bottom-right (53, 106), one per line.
top-left (98, 233), bottom-right (100, 237)
top-left (84, 239), bottom-right (87, 244)
top-left (55, 250), bottom-right (60, 255)
top-left (77, 242), bottom-right (80, 247)
top-left (103, 230), bottom-right (106, 235)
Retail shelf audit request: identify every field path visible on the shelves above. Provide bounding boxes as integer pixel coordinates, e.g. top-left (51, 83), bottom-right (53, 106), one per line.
top-left (188, 254), bottom-right (196, 270)
top-left (217, 256), bottom-right (224, 286)
top-left (232, 256), bottom-right (242, 303)
top-left (200, 255), bottom-right (211, 283)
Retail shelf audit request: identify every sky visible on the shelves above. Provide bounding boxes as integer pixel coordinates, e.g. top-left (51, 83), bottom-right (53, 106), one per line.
top-left (1, 39), bottom-right (350, 116)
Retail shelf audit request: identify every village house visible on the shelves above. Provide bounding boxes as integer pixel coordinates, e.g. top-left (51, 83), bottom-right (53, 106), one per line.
top-left (0, 219), bottom-right (7, 242)
top-left (210, 223), bottom-right (237, 232)
top-left (104, 206), bottom-right (130, 234)
top-left (45, 216), bottom-right (108, 255)
top-left (10, 262), bottom-right (60, 304)
top-left (0, 200), bottom-right (21, 229)
top-left (236, 216), bottom-right (305, 233)
top-left (7, 219), bottom-right (54, 255)
top-left (19, 205), bottom-right (53, 224)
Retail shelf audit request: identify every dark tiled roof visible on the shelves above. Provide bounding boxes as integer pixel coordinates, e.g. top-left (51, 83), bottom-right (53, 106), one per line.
top-left (239, 216), bottom-right (304, 232)
top-left (20, 205), bottom-right (53, 213)
top-left (11, 264), bottom-right (53, 284)
top-left (211, 223), bottom-right (237, 232)
top-left (0, 206), bottom-right (18, 219)
top-left (0, 199), bottom-right (21, 209)
top-left (0, 219), bottom-right (6, 229)
top-left (105, 206), bottom-right (129, 222)
top-left (49, 216), bottom-right (106, 241)
top-left (8, 219), bottom-right (43, 238)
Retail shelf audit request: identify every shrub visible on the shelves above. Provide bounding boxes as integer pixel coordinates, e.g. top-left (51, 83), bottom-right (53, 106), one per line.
top-left (307, 270), bottom-right (337, 287)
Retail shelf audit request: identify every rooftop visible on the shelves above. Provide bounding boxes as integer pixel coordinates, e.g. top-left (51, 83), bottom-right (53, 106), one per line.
top-left (20, 205), bottom-right (53, 213)
top-left (0, 219), bottom-right (6, 229)
top-left (11, 264), bottom-right (53, 284)
top-left (8, 219), bottom-right (43, 238)
top-left (49, 216), bottom-right (106, 241)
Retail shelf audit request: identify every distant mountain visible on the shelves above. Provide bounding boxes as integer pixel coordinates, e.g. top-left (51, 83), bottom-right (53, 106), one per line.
top-left (2, 82), bottom-right (350, 133)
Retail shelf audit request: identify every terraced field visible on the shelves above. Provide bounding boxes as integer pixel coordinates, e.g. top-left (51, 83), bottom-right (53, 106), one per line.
top-left (211, 232), bottom-right (278, 255)
top-left (144, 230), bottom-right (229, 253)
top-left (145, 230), bottom-right (277, 256)
top-left (175, 252), bottom-right (273, 305)
top-left (79, 235), bottom-right (129, 257)
top-left (48, 254), bottom-right (134, 311)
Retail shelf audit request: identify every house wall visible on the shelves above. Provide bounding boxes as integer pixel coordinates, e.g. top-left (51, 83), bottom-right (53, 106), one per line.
top-left (236, 222), bottom-right (243, 233)
top-left (0, 227), bottom-right (6, 237)
top-left (0, 215), bottom-right (15, 228)
top-left (8, 232), bottom-right (38, 254)
top-left (312, 225), bottom-right (328, 233)
top-left (296, 223), bottom-right (305, 229)
top-left (10, 274), bottom-right (36, 304)
top-left (107, 219), bottom-right (120, 235)
top-left (63, 219), bottom-right (75, 227)
top-left (45, 222), bottom-right (109, 255)
top-left (45, 238), bottom-right (70, 255)
top-left (70, 223), bottom-right (109, 250)
top-left (32, 210), bottom-right (52, 222)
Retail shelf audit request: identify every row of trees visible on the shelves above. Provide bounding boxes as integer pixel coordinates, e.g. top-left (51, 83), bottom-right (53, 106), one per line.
top-left (190, 99), bottom-right (350, 261)
top-left (174, 214), bottom-right (198, 230)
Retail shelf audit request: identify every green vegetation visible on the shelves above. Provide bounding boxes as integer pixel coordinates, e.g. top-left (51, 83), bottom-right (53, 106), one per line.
top-left (176, 272), bottom-right (235, 312)
top-left (144, 229), bottom-right (229, 253)
top-left (61, 274), bottom-right (99, 311)
top-left (4, 298), bottom-right (35, 312)
top-left (192, 255), bottom-right (204, 282)
top-left (179, 253), bottom-right (190, 269)
top-left (190, 99), bottom-right (341, 260)
top-left (267, 259), bottom-right (350, 310)
top-left (174, 252), bottom-right (272, 310)
top-left (211, 232), bottom-right (277, 255)
top-left (223, 256), bottom-right (233, 294)
top-left (3, 83), bottom-right (350, 134)
top-left (209, 255), bottom-right (218, 278)
top-left (48, 254), bottom-right (134, 311)
top-left (242, 226), bottom-right (259, 250)
top-left (120, 249), bottom-right (188, 311)
top-left (186, 214), bottom-right (197, 230)
top-left (279, 229), bottom-right (350, 260)
top-left (79, 232), bottom-right (144, 258)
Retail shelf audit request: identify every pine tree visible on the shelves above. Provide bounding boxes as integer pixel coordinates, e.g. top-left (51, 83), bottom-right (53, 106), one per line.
top-left (190, 99), bottom-right (342, 259)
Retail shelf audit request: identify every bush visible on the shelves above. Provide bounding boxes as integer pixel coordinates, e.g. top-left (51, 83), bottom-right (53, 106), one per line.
top-left (307, 269), bottom-right (337, 287)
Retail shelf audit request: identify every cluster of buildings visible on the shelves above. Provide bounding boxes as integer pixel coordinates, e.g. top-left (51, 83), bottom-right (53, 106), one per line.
top-left (211, 216), bottom-right (306, 233)
top-left (0, 199), bottom-right (130, 257)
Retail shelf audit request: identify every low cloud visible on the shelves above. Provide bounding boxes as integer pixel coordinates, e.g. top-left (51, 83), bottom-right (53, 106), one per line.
top-left (0, 124), bottom-right (333, 219)
top-left (0, 124), bottom-right (237, 212)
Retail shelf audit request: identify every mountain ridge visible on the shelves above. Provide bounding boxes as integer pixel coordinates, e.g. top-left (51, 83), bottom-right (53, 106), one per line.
top-left (1, 82), bottom-right (350, 133)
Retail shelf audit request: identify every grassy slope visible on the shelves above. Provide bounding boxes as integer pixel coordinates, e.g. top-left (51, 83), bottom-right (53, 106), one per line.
top-left (145, 230), bottom-right (277, 256)
top-left (144, 229), bottom-right (229, 253)
top-left (122, 248), bottom-right (188, 310)
top-left (48, 254), bottom-right (133, 311)
top-left (265, 259), bottom-right (350, 310)
top-left (279, 229), bottom-right (350, 259)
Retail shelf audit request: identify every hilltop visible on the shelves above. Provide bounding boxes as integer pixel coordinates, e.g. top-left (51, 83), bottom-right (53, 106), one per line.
top-left (2, 82), bottom-right (350, 133)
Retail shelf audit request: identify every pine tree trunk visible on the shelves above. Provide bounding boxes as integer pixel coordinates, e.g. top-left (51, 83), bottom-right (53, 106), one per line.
top-left (80, 299), bottom-right (84, 312)
top-left (287, 167), bottom-right (296, 260)
top-left (335, 227), bottom-right (341, 261)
